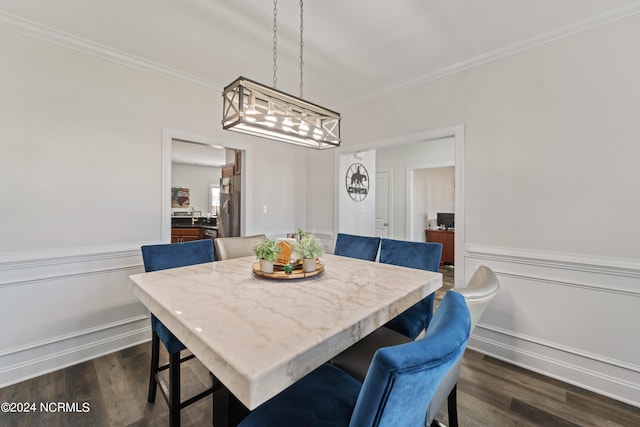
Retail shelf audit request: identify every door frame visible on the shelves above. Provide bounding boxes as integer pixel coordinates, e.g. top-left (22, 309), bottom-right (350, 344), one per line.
top-left (161, 128), bottom-right (248, 243)
top-left (334, 123), bottom-right (465, 287)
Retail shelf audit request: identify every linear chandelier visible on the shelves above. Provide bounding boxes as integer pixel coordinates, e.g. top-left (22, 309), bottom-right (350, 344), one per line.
top-left (221, 0), bottom-right (341, 149)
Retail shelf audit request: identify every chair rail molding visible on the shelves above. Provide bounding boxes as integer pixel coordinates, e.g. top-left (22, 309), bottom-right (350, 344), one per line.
top-left (466, 244), bottom-right (640, 280)
top-left (0, 243), bottom-right (150, 288)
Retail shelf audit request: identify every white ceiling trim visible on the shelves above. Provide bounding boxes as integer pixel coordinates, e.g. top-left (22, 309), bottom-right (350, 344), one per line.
top-left (341, 2), bottom-right (640, 108)
top-left (0, 11), bottom-right (220, 92)
top-left (3, 3), bottom-right (640, 109)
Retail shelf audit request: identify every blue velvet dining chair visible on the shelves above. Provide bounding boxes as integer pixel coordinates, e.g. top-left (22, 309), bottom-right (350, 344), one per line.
top-left (332, 265), bottom-right (500, 427)
top-left (334, 233), bottom-right (381, 261)
top-left (140, 239), bottom-right (219, 427)
top-left (236, 291), bottom-right (471, 427)
top-left (380, 238), bottom-right (443, 339)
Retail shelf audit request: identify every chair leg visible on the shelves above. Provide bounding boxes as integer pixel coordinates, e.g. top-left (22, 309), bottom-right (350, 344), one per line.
top-left (447, 383), bottom-right (458, 427)
top-left (211, 373), bottom-right (217, 426)
top-left (148, 332), bottom-right (160, 403)
top-left (169, 351), bottom-right (181, 427)
top-left (149, 331), bottom-right (217, 426)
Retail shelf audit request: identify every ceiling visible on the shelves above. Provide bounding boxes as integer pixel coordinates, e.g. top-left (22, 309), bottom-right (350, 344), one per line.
top-left (1, 0), bottom-right (638, 110)
top-left (172, 140), bottom-right (227, 167)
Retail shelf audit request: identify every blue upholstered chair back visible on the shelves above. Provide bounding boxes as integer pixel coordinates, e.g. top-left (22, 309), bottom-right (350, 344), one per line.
top-left (379, 238), bottom-right (443, 339)
top-left (349, 291), bottom-right (470, 427)
top-left (140, 240), bottom-right (215, 353)
top-left (141, 239), bottom-right (215, 273)
top-left (334, 233), bottom-right (381, 261)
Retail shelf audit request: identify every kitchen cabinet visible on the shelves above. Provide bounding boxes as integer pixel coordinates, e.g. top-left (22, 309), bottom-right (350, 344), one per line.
top-left (426, 229), bottom-right (454, 265)
top-left (171, 227), bottom-right (203, 243)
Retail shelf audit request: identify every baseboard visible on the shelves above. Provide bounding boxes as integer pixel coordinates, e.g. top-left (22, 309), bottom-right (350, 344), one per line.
top-left (0, 317), bottom-right (151, 388)
top-left (468, 324), bottom-right (640, 409)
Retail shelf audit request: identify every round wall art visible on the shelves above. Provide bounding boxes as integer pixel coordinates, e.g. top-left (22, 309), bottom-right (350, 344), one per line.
top-left (345, 163), bottom-right (369, 201)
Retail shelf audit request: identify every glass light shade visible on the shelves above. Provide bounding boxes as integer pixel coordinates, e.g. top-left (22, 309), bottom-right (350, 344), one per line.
top-left (222, 76), bottom-right (340, 149)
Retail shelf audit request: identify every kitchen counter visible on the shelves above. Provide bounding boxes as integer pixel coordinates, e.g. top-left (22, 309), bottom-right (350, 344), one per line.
top-left (171, 215), bottom-right (217, 229)
top-left (171, 219), bottom-right (219, 243)
top-left (171, 224), bottom-right (218, 230)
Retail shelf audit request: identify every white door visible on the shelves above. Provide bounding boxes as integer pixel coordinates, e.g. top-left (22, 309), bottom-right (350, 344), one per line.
top-left (375, 171), bottom-right (390, 237)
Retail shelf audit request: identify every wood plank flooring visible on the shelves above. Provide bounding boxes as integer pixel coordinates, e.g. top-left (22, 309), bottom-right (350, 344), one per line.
top-left (2, 267), bottom-right (638, 426)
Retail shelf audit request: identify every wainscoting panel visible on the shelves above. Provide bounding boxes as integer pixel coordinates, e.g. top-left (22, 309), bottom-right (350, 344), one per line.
top-left (464, 245), bottom-right (640, 408)
top-left (0, 245), bottom-right (150, 388)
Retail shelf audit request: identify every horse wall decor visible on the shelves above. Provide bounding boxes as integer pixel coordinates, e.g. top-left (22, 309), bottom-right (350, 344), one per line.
top-left (345, 163), bottom-right (369, 201)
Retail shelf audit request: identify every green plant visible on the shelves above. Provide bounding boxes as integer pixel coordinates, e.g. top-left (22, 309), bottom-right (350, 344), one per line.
top-left (253, 238), bottom-right (281, 262)
top-left (294, 234), bottom-right (324, 259)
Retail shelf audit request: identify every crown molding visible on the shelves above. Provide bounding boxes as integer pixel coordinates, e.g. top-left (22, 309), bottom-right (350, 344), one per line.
top-left (341, 2), bottom-right (640, 109)
top-left (2, 3), bottom-right (639, 108)
top-left (0, 11), bottom-right (220, 91)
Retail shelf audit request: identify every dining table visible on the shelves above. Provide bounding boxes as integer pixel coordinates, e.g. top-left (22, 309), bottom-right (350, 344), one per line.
top-left (129, 253), bottom-right (442, 426)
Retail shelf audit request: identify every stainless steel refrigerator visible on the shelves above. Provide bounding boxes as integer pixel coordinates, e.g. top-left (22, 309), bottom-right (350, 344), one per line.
top-left (219, 175), bottom-right (241, 237)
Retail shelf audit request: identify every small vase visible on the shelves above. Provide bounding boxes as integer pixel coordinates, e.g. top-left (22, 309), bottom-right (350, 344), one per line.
top-left (302, 258), bottom-right (316, 273)
top-left (260, 259), bottom-right (274, 274)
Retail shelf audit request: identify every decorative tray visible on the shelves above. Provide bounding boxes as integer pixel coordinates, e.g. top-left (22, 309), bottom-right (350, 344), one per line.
top-left (252, 260), bottom-right (324, 280)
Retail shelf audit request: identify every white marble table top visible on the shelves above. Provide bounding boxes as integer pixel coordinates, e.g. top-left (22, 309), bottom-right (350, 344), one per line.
top-left (129, 253), bottom-right (441, 410)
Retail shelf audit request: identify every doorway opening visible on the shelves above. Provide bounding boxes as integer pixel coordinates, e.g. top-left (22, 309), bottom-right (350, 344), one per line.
top-left (335, 124), bottom-right (464, 287)
top-left (162, 129), bottom-right (245, 242)
top-left (409, 165), bottom-right (454, 247)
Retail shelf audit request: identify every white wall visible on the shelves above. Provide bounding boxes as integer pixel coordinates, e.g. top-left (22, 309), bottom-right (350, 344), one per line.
top-left (306, 14), bottom-right (640, 406)
top-left (0, 23), bottom-right (306, 387)
top-left (171, 163), bottom-right (221, 215)
top-left (413, 166), bottom-right (455, 241)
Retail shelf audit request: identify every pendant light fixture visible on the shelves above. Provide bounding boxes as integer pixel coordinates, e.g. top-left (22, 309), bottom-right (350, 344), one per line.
top-left (222, 0), bottom-right (341, 149)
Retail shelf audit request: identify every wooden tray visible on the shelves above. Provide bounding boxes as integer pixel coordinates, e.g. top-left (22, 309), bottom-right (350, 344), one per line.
top-left (252, 260), bottom-right (324, 280)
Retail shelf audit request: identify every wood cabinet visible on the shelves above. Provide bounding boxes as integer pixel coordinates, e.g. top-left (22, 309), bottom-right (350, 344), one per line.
top-left (426, 229), bottom-right (455, 265)
top-left (221, 163), bottom-right (235, 178)
top-left (171, 227), bottom-right (203, 243)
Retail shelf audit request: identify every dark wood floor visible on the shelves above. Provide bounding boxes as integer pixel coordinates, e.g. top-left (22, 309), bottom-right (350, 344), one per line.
top-left (2, 267), bottom-right (638, 426)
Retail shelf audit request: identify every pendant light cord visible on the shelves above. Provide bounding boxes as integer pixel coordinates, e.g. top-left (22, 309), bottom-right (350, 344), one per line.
top-left (299, 0), bottom-right (304, 99)
top-left (272, 0), bottom-right (305, 98)
top-left (272, 0), bottom-right (278, 89)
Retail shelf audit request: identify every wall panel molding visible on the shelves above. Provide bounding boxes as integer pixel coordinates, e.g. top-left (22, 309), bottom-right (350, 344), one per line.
top-left (464, 244), bottom-right (640, 407)
top-left (0, 314), bottom-right (148, 359)
top-left (491, 269), bottom-right (639, 297)
top-left (0, 244), bottom-right (153, 388)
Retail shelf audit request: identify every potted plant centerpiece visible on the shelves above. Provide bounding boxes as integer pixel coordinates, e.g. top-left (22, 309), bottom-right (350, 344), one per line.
top-left (294, 234), bottom-right (324, 273)
top-left (253, 238), bottom-right (281, 274)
